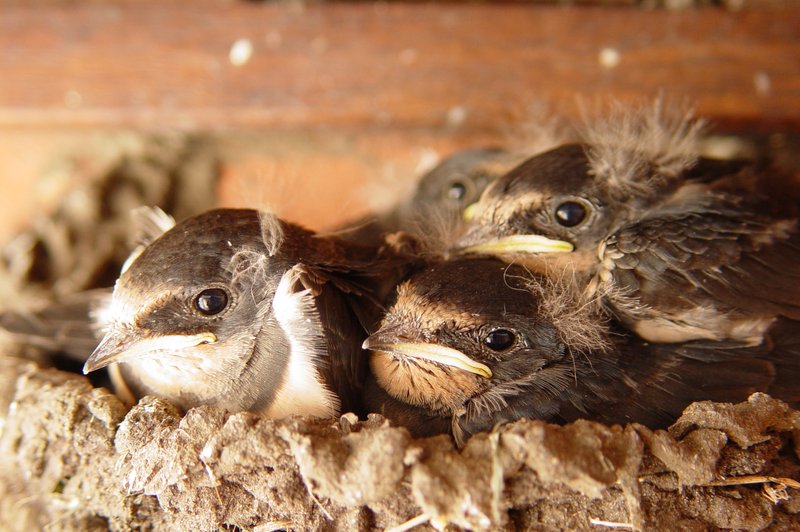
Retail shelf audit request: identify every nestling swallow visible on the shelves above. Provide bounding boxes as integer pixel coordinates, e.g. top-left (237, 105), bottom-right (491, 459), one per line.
top-left (458, 108), bottom-right (800, 345)
top-left (362, 258), bottom-right (799, 446)
top-left (408, 147), bottom-right (520, 215)
top-left (81, 207), bottom-right (401, 418)
top-left (338, 147), bottom-right (522, 247)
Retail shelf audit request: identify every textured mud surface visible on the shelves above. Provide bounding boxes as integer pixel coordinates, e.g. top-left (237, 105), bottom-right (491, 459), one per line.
top-left (0, 356), bottom-right (797, 531)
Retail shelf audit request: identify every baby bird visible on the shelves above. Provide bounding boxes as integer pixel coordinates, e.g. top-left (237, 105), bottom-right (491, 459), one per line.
top-left (338, 147), bottom-right (522, 247)
top-left (81, 207), bottom-right (404, 418)
top-left (362, 258), bottom-right (798, 446)
top-left (458, 106), bottom-right (800, 345)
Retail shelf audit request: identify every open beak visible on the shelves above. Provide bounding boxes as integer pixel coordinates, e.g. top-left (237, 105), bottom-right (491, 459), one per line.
top-left (461, 233), bottom-right (574, 255)
top-left (363, 334), bottom-right (492, 379)
top-left (83, 329), bottom-right (218, 374)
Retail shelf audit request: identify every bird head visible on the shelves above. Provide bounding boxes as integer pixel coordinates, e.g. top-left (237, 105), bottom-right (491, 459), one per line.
top-left (457, 99), bottom-right (706, 262)
top-left (410, 147), bottom-right (519, 215)
top-left (457, 144), bottom-right (617, 259)
top-left (83, 209), bottom-right (298, 411)
top-left (363, 258), bottom-right (598, 417)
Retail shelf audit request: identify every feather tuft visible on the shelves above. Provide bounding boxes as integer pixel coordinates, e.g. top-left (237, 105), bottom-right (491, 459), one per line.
top-left (258, 211), bottom-right (285, 257)
top-left (581, 96), bottom-right (705, 198)
top-left (504, 263), bottom-right (612, 358)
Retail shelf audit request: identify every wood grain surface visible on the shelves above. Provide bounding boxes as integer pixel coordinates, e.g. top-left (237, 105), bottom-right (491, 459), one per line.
top-left (0, 3), bottom-right (798, 130)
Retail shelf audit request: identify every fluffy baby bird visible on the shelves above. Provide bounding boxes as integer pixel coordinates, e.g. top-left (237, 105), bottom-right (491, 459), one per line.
top-left (362, 257), bottom-right (798, 446)
top-left (339, 147), bottom-right (523, 247)
top-left (458, 103), bottom-right (800, 345)
top-left (82, 207), bottom-right (403, 418)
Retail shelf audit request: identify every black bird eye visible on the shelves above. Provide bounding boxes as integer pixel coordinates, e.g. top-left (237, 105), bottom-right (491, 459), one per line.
top-left (194, 288), bottom-right (228, 316)
top-left (554, 201), bottom-right (587, 227)
top-left (484, 329), bottom-right (516, 352)
top-left (447, 181), bottom-right (468, 201)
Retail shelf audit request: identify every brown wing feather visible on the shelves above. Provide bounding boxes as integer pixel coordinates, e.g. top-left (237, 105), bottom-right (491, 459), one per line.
top-left (608, 207), bottom-right (800, 320)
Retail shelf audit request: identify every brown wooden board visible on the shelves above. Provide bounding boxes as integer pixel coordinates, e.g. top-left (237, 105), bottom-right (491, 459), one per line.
top-left (0, 3), bottom-right (798, 130)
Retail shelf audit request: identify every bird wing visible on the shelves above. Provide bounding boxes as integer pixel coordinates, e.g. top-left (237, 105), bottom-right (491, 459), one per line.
top-left (290, 263), bottom-right (371, 416)
top-left (120, 207), bottom-right (176, 274)
top-left (129, 206), bottom-right (176, 245)
top-left (563, 319), bottom-right (799, 429)
top-left (607, 207), bottom-right (800, 326)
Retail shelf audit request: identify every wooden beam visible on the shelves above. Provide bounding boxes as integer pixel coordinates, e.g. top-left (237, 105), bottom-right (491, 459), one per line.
top-left (0, 3), bottom-right (798, 131)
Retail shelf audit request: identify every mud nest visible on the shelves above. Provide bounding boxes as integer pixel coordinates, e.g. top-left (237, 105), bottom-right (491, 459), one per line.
top-left (0, 354), bottom-right (797, 531)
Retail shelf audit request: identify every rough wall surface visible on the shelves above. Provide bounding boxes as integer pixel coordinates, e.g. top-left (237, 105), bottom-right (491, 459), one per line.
top-left (0, 356), bottom-right (797, 531)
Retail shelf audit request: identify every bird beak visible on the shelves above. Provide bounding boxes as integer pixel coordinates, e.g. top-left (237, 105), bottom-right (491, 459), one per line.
top-left (363, 333), bottom-right (493, 378)
top-left (83, 329), bottom-right (218, 374)
top-left (462, 202), bottom-right (480, 222)
top-left (461, 234), bottom-right (574, 255)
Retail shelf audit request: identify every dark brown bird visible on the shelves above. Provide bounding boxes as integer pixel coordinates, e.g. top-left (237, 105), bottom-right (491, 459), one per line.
top-left (362, 257), bottom-right (799, 446)
top-left (338, 147), bottom-right (522, 247)
top-left (409, 147), bottom-right (519, 216)
top-left (77, 207), bottom-right (408, 418)
top-left (457, 129), bottom-right (800, 346)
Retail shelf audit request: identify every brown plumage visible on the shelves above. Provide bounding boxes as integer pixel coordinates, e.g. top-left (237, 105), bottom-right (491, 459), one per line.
top-left (71, 208), bottom-right (412, 418)
top-left (362, 257), bottom-right (799, 446)
top-left (337, 147), bottom-right (522, 248)
top-left (457, 110), bottom-right (800, 345)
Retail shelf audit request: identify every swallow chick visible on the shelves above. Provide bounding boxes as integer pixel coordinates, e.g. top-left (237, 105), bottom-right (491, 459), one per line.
top-left (82, 207), bottom-right (395, 418)
top-left (408, 147), bottom-right (520, 216)
top-left (362, 258), bottom-right (800, 446)
top-left (458, 104), bottom-right (800, 345)
top-left (362, 257), bottom-right (615, 445)
top-left (337, 147), bottom-right (523, 249)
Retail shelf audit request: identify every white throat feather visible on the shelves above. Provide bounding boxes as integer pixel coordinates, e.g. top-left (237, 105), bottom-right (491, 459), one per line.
top-left (267, 265), bottom-right (340, 418)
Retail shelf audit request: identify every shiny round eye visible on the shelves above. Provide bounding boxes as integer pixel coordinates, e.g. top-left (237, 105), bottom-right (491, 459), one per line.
top-left (447, 181), bottom-right (468, 201)
top-left (194, 288), bottom-right (228, 316)
top-left (484, 329), bottom-right (516, 351)
top-left (554, 201), bottom-right (587, 227)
